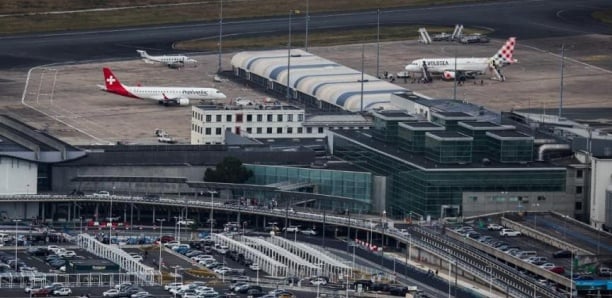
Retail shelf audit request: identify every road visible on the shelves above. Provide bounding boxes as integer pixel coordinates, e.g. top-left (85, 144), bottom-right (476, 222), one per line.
top-left (0, 0), bottom-right (610, 70)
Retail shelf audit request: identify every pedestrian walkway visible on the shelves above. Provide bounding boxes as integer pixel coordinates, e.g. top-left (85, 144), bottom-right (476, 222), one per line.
top-left (387, 252), bottom-right (507, 298)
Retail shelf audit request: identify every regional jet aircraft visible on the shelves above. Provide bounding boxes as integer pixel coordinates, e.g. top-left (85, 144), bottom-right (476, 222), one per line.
top-left (404, 37), bottom-right (517, 82)
top-left (137, 50), bottom-right (197, 69)
top-left (98, 67), bottom-right (226, 106)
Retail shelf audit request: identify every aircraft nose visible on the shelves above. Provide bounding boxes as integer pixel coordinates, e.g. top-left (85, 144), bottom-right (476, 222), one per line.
top-left (218, 92), bottom-right (227, 99)
top-left (405, 65), bottom-right (417, 71)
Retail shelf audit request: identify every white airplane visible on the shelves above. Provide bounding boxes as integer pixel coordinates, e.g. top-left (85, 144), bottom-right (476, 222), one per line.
top-left (404, 37), bottom-right (517, 81)
top-left (98, 67), bottom-right (226, 106)
top-left (137, 50), bottom-right (197, 68)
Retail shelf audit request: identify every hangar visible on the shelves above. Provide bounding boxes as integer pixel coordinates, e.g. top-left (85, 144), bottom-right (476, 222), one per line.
top-left (231, 49), bottom-right (408, 112)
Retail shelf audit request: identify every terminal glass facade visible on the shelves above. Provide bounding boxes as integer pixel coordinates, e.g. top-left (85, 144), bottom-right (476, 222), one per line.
top-left (424, 135), bottom-right (473, 164)
top-left (332, 134), bottom-right (566, 219)
top-left (487, 137), bottom-right (534, 163)
top-left (246, 164), bottom-right (372, 203)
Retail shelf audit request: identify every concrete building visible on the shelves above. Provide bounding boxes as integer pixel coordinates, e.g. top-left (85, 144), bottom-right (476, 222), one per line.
top-left (0, 115), bottom-right (85, 196)
top-left (325, 102), bottom-right (580, 219)
top-left (191, 103), bottom-right (371, 145)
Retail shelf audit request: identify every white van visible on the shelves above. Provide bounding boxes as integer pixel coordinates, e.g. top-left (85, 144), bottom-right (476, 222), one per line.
top-left (0, 233), bottom-right (12, 243)
top-left (517, 251), bottom-right (537, 260)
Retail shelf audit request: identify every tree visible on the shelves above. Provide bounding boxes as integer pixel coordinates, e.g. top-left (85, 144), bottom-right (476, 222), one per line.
top-left (204, 157), bottom-right (253, 183)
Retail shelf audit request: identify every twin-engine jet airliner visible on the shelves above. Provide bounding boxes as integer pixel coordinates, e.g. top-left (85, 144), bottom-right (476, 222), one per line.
top-left (404, 37), bottom-right (517, 81)
top-left (137, 50), bottom-right (197, 68)
top-left (98, 67), bottom-right (226, 106)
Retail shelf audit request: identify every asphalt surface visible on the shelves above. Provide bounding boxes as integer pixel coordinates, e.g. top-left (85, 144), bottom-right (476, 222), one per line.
top-left (0, 0), bottom-right (610, 70)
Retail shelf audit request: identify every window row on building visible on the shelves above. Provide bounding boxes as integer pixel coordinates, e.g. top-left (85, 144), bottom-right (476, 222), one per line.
top-left (192, 110), bottom-right (304, 123)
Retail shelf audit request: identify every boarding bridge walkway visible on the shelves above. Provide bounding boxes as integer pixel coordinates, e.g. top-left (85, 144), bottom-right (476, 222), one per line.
top-left (76, 234), bottom-right (158, 285)
top-left (243, 236), bottom-right (319, 277)
top-left (267, 235), bottom-right (351, 279)
top-left (211, 233), bottom-right (287, 277)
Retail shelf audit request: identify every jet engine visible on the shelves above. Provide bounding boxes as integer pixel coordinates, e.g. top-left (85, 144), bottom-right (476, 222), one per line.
top-left (178, 98), bottom-right (190, 106)
top-left (443, 71), bottom-right (455, 80)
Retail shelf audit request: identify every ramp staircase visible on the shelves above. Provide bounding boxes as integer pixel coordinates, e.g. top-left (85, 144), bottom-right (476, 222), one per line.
top-left (451, 24), bottom-right (464, 41)
top-left (421, 61), bottom-right (433, 83)
top-left (418, 28), bottom-right (432, 44)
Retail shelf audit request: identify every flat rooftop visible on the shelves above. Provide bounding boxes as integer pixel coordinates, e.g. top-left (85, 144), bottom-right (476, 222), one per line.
top-left (459, 121), bottom-right (514, 130)
top-left (426, 131), bottom-right (473, 141)
top-left (487, 130), bottom-right (533, 139)
top-left (372, 110), bottom-right (415, 121)
top-left (433, 111), bottom-right (476, 120)
top-left (399, 121), bottom-right (445, 130)
top-left (332, 129), bottom-right (562, 170)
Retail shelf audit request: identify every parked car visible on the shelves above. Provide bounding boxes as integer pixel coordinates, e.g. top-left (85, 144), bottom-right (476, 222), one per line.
top-left (284, 276), bottom-right (300, 285)
top-left (249, 264), bottom-right (261, 271)
top-left (487, 223), bottom-right (503, 231)
top-left (104, 289), bottom-right (120, 297)
top-left (539, 263), bottom-right (556, 270)
top-left (53, 287), bottom-right (72, 296)
top-left (283, 226), bottom-right (299, 232)
top-left (93, 191), bottom-right (111, 198)
top-left (500, 229), bottom-right (521, 237)
top-left (310, 277), bottom-right (327, 286)
top-left (549, 266), bottom-right (565, 274)
top-left (300, 229), bottom-right (317, 236)
top-left (552, 250), bottom-right (572, 258)
top-left (31, 288), bottom-right (52, 297)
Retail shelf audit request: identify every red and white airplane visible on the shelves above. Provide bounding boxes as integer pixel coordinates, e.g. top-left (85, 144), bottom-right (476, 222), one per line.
top-left (98, 67), bottom-right (226, 106)
top-left (404, 37), bottom-right (518, 81)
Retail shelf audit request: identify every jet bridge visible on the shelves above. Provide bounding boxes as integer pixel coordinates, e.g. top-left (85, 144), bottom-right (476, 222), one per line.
top-left (267, 235), bottom-right (351, 279)
top-left (211, 233), bottom-right (287, 277)
top-left (242, 236), bottom-right (319, 277)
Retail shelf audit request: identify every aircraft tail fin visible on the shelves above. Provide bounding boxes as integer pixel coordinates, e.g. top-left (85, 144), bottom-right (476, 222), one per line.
top-left (102, 67), bottom-right (129, 93)
top-left (490, 37), bottom-right (517, 67)
top-left (136, 50), bottom-right (148, 58)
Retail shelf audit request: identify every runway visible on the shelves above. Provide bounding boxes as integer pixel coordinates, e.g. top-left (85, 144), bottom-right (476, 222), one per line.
top-left (0, 0), bottom-right (610, 70)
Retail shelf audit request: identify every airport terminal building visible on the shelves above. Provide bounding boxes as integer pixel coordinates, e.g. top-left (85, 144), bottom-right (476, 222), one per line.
top-left (327, 109), bottom-right (572, 219)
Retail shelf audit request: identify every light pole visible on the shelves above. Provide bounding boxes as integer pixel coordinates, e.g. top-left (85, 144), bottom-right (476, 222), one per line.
top-left (174, 216), bottom-right (182, 243)
top-left (156, 218), bottom-right (166, 272)
top-left (305, 0), bottom-right (309, 51)
top-left (217, 0), bottom-right (223, 73)
top-left (109, 186), bottom-right (115, 244)
top-left (173, 265), bottom-right (179, 298)
top-left (488, 265), bottom-right (493, 297)
top-left (208, 190), bottom-right (217, 236)
top-left (13, 219), bottom-right (21, 271)
top-left (408, 234), bottom-right (412, 263)
top-left (533, 203), bottom-right (540, 227)
top-left (381, 210), bottom-right (386, 266)
top-left (346, 209), bottom-right (350, 252)
top-left (316, 263), bottom-right (322, 298)
top-left (286, 10), bottom-right (295, 101)
top-left (448, 260), bottom-right (454, 298)
top-left (242, 221), bottom-right (247, 236)
top-left (376, 8), bottom-right (380, 78)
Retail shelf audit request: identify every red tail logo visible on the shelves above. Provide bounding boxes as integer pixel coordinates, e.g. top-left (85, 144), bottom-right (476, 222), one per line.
top-left (102, 67), bottom-right (138, 98)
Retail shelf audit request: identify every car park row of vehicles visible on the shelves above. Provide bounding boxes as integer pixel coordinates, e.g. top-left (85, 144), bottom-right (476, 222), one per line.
top-left (25, 282), bottom-right (73, 297)
top-left (103, 282), bottom-right (153, 298)
top-left (165, 281), bottom-right (218, 298)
